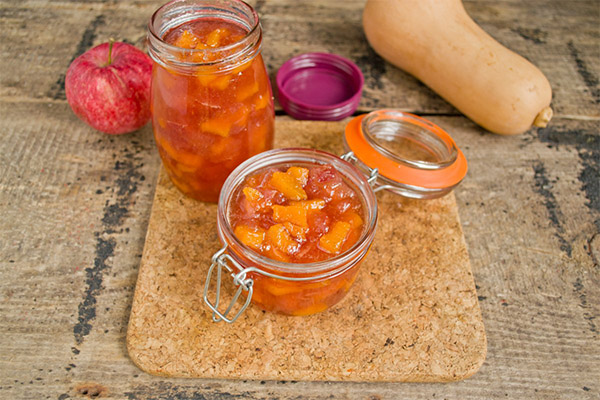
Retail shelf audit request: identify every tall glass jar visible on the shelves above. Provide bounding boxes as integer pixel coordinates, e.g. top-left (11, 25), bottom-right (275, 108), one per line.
top-left (147, 0), bottom-right (275, 202)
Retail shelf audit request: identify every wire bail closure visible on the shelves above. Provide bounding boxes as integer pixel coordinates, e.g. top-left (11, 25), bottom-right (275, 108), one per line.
top-left (204, 241), bottom-right (362, 322)
top-left (341, 151), bottom-right (393, 193)
top-left (203, 246), bottom-right (254, 323)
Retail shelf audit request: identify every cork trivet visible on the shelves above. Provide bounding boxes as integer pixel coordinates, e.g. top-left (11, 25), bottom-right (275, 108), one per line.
top-left (126, 120), bottom-right (486, 382)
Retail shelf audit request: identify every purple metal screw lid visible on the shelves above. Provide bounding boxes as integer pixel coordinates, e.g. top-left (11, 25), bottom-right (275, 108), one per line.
top-left (276, 52), bottom-right (364, 121)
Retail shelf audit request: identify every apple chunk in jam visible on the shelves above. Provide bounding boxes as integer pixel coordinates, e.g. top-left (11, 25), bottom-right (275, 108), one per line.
top-left (229, 164), bottom-right (365, 263)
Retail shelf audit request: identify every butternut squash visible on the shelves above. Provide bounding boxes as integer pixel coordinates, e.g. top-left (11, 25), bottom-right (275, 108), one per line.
top-left (363, 0), bottom-right (553, 135)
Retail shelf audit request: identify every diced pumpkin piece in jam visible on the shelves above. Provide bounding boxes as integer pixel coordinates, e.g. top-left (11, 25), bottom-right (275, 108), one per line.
top-left (175, 161), bottom-right (197, 173)
top-left (168, 163), bottom-right (186, 179)
top-left (155, 135), bottom-right (179, 160)
top-left (267, 281), bottom-right (304, 297)
top-left (176, 151), bottom-right (204, 169)
top-left (243, 186), bottom-right (263, 203)
top-left (236, 81), bottom-right (259, 102)
top-left (319, 221), bottom-right (352, 254)
top-left (270, 171), bottom-right (307, 201)
top-left (210, 74), bottom-right (231, 90)
top-left (234, 225), bottom-right (265, 250)
top-left (287, 167), bottom-right (309, 186)
top-left (174, 30), bottom-right (198, 49)
top-left (272, 204), bottom-right (308, 227)
top-left (196, 73), bottom-right (216, 86)
top-left (266, 224), bottom-right (299, 255)
top-left (209, 137), bottom-right (229, 157)
top-left (157, 136), bottom-right (204, 169)
top-left (242, 186), bottom-right (270, 212)
top-left (291, 199), bottom-right (326, 211)
top-left (283, 222), bottom-right (308, 242)
top-left (255, 94), bottom-right (269, 110)
top-left (201, 118), bottom-right (230, 137)
top-left (342, 210), bottom-right (363, 228)
top-left (206, 28), bottom-right (228, 47)
top-left (249, 123), bottom-right (271, 155)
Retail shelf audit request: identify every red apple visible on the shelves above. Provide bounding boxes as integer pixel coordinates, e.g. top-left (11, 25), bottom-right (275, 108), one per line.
top-left (65, 41), bottom-right (153, 135)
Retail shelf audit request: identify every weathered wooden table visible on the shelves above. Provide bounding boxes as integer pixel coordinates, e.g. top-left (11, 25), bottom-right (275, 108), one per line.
top-left (1, 0), bottom-right (598, 399)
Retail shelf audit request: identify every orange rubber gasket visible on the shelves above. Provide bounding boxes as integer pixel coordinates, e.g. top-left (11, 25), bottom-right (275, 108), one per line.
top-left (344, 114), bottom-right (468, 189)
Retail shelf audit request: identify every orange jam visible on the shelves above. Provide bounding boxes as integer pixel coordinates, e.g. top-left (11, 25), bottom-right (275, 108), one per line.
top-left (228, 163), bottom-right (366, 315)
top-left (151, 18), bottom-right (275, 202)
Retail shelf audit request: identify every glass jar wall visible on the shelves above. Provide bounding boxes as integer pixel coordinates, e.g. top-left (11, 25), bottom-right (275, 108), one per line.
top-left (206, 148), bottom-right (378, 319)
top-left (148, 0), bottom-right (275, 202)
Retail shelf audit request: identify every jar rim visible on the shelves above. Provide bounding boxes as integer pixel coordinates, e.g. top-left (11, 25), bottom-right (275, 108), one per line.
top-left (362, 109), bottom-right (458, 170)
top-left (217, 148), bottom-right (378, 275)
top-left (147, 0), bottom-right (262, 72)
top-left (344, 110), bottom-right (468, 192)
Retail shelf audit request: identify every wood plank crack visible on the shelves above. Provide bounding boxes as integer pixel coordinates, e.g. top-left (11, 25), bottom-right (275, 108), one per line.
top-left (73, 150), bottom-right (145, 345)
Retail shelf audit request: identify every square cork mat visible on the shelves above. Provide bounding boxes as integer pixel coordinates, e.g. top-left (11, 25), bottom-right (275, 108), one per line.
top-left (126, 119), bottom-right (486, 382)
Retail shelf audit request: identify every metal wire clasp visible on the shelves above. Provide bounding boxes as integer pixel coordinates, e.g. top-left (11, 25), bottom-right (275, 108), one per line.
top-left (341, 151), bottom-right (393, 193)
top-left (203, 246), bottom-right (254, 323)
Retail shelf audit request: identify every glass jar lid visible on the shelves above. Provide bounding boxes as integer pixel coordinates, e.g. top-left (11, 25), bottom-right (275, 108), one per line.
top-left (343, 109), bottom-right (468, 199)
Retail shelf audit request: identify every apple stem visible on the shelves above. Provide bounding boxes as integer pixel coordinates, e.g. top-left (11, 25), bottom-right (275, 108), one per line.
top-left (107, 38), bottom-right (115, 66)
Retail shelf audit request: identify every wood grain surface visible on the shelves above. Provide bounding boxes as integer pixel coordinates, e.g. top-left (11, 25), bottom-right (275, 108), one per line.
top-left (0, 0), bottom-right (598, 399)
